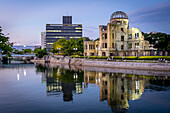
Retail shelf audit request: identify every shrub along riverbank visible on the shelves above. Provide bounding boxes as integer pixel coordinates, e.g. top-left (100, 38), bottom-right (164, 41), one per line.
top-left (70, 55), bottom-right (170, 60)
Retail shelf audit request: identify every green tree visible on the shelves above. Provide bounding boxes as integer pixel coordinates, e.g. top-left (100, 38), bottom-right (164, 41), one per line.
top-left (94, 37), bottom-right (99, 41)
top-left (77, 38), bottom-right (84, 55)
top-left (35, 48), bottom-right (48, 58)
top-left (22, 49), bottom-right (32, 54)
top-left (53, 38), bottom-right (66, 52)
top-left (0, 26), bottom-right (13, 56)
top-left (34, 47), bottom-right (41, 53)
top-left (143, 32), bottom-right (170, 50)
top-left (62, 39), bottom-right (77, 55)
top-left (52, 38), bottom-right (84, 55)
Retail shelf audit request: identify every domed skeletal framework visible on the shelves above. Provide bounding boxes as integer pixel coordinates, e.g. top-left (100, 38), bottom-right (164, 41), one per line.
top-left (110, 11), bottom-right (128, 19)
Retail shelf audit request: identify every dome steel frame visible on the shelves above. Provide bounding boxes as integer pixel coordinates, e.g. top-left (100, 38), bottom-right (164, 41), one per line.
top-left (110, 11), bottom-right (128, 19)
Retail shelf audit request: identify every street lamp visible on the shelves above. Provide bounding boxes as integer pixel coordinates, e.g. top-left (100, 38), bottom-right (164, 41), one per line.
top-left (57, 48), bottom-right (61, 52)
top-left (73, 48), bottom-right (77, 55)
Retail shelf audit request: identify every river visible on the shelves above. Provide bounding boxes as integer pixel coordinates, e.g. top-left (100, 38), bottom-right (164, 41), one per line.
top-left (0, 62), bottom-right (170, 113)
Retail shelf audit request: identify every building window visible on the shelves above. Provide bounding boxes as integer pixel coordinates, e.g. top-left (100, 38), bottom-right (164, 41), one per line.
top-left (121, 45), bottom-right (124, 50)
top-left (135, 33), bottom-right (139, 39)
top-left (85, 45), bottom-right (87, 50)
top-left (135, 43), bottom-right (139, 48)
top-left (112, 43), bottom-right (114, 48)
top-left (123, 21), bottom-right (126, 24)
top-left (102, 52), bottom-right (106, 56)
top-left (112, 33), bottom-right (114, 39)
top-left (105, 43), bottom-right (107, 48)
top-left (116, 21), bottom-right (122, 24)
top-left (105, 34), bottom-right (107, 39)
top-left (121, 36), bottom-right (124, 41)
top-left (96, 44), bottom-right (98, 48)
top-left (128, 34), bottom-right (132, 39)
top-left (90, 53), bottom-right (94, 56)
top-left (121, 28), bottom-right (124, 32)
top-left (89, 45), bottom-right (95, 50)
top-left (102, 43), bottom-right (104, 48)
top-left (102, 34), bottom-right (104, 39)
top-left (128, 43), bottom-right (132, 49)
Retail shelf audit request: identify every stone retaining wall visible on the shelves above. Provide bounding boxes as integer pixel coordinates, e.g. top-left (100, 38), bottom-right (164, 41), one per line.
top-left (32, 57), bottom-right (170, 71)
top-left (83, 60), bottom-right (170, 71)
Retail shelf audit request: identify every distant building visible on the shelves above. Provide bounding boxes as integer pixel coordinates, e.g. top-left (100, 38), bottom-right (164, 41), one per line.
top-left (41, 32), bottom-right (46, 49)
top-left (45, 16), bottom-right (82, 52)
top-left (34, 46), bottom-right (39, 50)
top-left (84, 11), bottom-right (150, 56)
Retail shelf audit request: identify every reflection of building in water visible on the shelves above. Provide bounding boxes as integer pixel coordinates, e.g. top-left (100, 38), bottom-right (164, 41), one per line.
top-left (84, 71), bottom-right (146, 112)
top-left (84, 71), bottom-right (100, 88)
top-left (44, 66), bottom-right (83, 101)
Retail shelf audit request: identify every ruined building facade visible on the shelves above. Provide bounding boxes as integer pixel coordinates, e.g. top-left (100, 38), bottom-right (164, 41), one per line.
top-left (84, 11), bottom-right (150, 56)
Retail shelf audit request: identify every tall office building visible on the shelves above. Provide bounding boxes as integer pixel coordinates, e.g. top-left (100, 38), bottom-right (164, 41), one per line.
top-left (45, 16), bottom-right (82, 52)
top-left (63, 16), bottom-right (72, 24)
top-left (41, 32), bottom-right (46, 49)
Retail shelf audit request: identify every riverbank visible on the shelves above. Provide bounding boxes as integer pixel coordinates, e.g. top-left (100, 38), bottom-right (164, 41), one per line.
top-left (36, 63), bottom-right (170, 77)
top-left (31, 56), bottom-right (170, 71)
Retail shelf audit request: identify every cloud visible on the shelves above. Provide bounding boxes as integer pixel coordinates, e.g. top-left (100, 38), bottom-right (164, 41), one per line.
top-left (128, 1), bottom-right (170, 33)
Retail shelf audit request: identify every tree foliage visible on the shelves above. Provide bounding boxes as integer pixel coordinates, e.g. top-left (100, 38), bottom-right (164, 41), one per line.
top-left (143, 32), bottom-right (170, 50)
top-left (34, 48), bottom-right (47, 58)
top-left (52, 38), bottom-right (84, 55)
top-left (94, 38), bottom-right (99, 41)
top-left (22, 49), bottom-right (32, 54)
top-left (0, 26), bottom-right (13, 56)
top-left (52, 38), bottom-right (66, 53)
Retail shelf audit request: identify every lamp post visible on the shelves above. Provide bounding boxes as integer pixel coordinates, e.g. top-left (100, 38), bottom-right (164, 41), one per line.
top-left (57, 48), bottom-right (61, 51)
top-left (73, 48), bottom-right (77, 57)
top-left (57, 48), bottom-right (61, 55)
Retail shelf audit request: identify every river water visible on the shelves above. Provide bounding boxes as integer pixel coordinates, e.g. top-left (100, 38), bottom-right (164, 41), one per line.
top-left (0, 63), bottom-right (170, 113)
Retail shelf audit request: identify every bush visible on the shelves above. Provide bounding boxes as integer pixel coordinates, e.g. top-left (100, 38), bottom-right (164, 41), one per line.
top-left (55, 53), bottom-right (65, 55)
top-left (70, 55), bottom-right (80, 58)
top-left (125, 56), bottom-right (138, 60)
top-left (69, 55), bottom-right (170, 60)
top-left (138, 56), bottom-right (170, 60)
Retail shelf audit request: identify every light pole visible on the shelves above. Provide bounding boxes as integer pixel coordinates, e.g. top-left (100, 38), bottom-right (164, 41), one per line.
top-left (57, 48), bottom-right (61, 55)
top-left (73, 48), bottom-right (77, 57)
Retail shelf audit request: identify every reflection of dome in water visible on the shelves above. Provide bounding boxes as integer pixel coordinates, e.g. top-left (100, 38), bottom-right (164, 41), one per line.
top-left (110, 11), bottom-right (128, 19)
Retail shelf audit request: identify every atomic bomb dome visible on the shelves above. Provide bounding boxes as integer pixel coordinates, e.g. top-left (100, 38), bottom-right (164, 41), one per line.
top-left (110, 11), bottom-right (128, 20)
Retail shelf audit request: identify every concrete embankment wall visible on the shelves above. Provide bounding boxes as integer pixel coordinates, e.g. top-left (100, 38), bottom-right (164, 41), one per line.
top-left (83, 60), bottom-right (170, 71)
top-left (32, 57), bottom-right (170, 71)
top-left (30, 59), bottom-right (45, 64)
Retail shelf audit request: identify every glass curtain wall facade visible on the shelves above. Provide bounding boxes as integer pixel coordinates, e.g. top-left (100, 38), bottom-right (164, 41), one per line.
top-left (45, 16), bottom-right (82, 52)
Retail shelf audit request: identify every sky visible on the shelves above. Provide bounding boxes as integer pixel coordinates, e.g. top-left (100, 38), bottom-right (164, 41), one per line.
top-left (0, 0), bottom-right (170, 46)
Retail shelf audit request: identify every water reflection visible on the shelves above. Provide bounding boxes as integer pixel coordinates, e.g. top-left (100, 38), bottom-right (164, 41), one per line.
top-left (36, 64), bottom-right (83, 101)
top-left (36, 64), bottom-right (170, 112)
top-left (84, 71), bottom-right (170, 112)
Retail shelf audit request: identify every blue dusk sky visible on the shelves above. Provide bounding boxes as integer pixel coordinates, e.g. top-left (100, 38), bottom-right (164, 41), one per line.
top-left (0, 0), bottom-right (170, 46)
